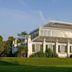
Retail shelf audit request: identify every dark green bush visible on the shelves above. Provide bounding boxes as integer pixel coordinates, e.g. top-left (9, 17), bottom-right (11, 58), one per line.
top-left (30, 51), bottom-right (46, 57)
top-left (45, 48), bottom-right (58, 57)
top-left (30, 48), bottom-right (57, 58)
top-left (45, 48), bottom-right (53, 57)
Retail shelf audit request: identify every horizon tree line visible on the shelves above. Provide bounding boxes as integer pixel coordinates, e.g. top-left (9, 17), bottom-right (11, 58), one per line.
top-left (0, 31), bottom-right (28, 57)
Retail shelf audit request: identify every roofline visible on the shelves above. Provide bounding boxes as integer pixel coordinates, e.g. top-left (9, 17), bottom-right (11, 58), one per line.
top-left (48, 20), bottom-right (72, 25)
top-left (29, 20), bottom-right (72, 35)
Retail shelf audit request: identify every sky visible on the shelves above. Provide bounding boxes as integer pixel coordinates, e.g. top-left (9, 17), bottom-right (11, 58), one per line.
top-left (0, 0), bottom-right (72, 40)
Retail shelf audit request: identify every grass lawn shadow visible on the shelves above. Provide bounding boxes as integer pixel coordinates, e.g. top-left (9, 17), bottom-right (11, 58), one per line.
top-left (0, 65), bottom-right (72, 72)
top-left (0, 61), bottom-right (19, 65)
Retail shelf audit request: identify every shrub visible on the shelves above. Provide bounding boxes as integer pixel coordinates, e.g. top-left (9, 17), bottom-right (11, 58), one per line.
top-left (45, 48), bottom-right (53, 57)
top-left (16, 46), bottom-right (27, 57)
top-left (45, 48), bottom-right (57, 57)
top-left (30, 51), bottom-right (46, 57)
top-left (30, 48), bottom-right (58, 58)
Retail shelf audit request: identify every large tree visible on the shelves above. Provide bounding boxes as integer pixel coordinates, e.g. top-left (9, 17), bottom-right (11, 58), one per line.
top-left (0, 35), bottom-right (5, 56)
top-left (0, 35), bottom-right (3, 47)
top-left (0, 35), bottom-right (3, 42)
top-left (0, 41), bottom-right (8, 57)
top-left (0, 36), bottom-right (16, 57)
top-left (17, 31), bottom-right (28, 57)
top-left (18, 31), bottom-right (28, 37)
top-left (6, 36), bottom-right (15, 56)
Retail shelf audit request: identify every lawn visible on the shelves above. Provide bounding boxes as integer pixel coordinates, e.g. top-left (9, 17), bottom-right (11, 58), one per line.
top-left (0, 58), bottom-right (72, 72)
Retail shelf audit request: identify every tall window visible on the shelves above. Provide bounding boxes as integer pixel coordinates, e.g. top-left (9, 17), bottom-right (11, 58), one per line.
top-left (58, 45), bottom-right (67, 53)
top-left (46, 45), bottom-right (48, 51)
top-left (40, 44), bottom-right (43, 52)
top-left (32, 44), bottom-right (35, 52)
top-left (35, 44), bottom-right (40, 52)
top-left (65, 46), bottom-right (67, 52)
top-left (46, 44), bottom-right (54, 52)
top-left (70, 46), bottom-right (72, 53)
top-left (58, 45), bottom-right (60, 52)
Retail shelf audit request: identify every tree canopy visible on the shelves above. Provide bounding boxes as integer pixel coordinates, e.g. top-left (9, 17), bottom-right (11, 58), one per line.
top-left (18, 31), bottom-right (28, 37)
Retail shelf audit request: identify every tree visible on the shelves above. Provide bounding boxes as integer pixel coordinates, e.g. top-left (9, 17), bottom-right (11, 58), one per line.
top-left (0, 41), bottom-right (8, 57)
top-left (8, 36), bottom-right (15, 47)
top-left (17, 31), bottom-right (28, 44)
top-left (18, 31), bottom-right (28, 37)
top-left (8, 36), bottom-right (15, 42)
top-left (0, 36), bottom-right (16, 57)
top-left (0, 36), bottom-right (8, 57)
top-left (0, 35), bottom-right (4, 56)
top-left (7, 36), bottom-right (15, 56)
top-left (0, 35), bottom-right (3, 47)
top-left (16, 45), bottom-right (27, 57)
top-left (17, 31), bottom-right (28, 57)
top-left (0, 35), bottom-right (3, 42)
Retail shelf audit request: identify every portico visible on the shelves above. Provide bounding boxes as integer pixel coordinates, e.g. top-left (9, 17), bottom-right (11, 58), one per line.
top-left (27, 36), bottom-right (72, 58)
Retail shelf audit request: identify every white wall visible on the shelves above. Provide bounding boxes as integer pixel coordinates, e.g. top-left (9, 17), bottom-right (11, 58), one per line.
top-left (39, 27), bottom-right (72, 38)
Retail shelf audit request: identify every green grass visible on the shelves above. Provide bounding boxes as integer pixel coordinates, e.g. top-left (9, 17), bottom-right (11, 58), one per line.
top-left (0, 58), bottom-right (72, 72)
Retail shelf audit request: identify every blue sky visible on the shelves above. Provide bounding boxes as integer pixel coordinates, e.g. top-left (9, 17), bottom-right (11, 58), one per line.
top-left (0, 0), bottom-right (72, 40)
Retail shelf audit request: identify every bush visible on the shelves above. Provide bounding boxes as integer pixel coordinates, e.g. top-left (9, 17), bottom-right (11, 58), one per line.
top-left (45, 48), bottom-right (58, 57)
top-left (30, 51), bottom-right (46, 57)
top-left (30, 48), bottom-right (57, 58)
top-left (45, 48), bottom-right (53, 57)
top-left (16, 46), bottom-right (27, 57)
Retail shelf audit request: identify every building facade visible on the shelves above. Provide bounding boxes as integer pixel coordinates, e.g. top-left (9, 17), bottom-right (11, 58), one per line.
top-left (27, 21), bottom-right (72, 58)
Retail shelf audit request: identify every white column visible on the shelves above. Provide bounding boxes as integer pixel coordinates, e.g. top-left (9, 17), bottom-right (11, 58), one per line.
top-left (55, 40), bottom-right (58, 54)
top-left (27, 35), bottom-right (32, 58)
top-left (43, 38), bottom-right (46, 53)
top-left (67, 40), bottom-right (70, 57)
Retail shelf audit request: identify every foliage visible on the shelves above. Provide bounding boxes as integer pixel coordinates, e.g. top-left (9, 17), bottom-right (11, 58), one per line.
top-left (17, 45), bottom-right (27, 57)
top-left (0, 36), bottom-right (15, 57)
top-left (45, 48), bottom-right (53, 57)
top-left (0, 36), bottom-right (4, 56)
top-left (0, 35), bottom-right (3, 48)
top-left (17, 39), bottom-right (21, 43)
top-left (7, 36), bottom-right (15, 56)
top-left (0, 35), bottom-right (3, 42)
top-left (30, 51), bottom-right (46, 57)
top-left (8, 36), bottom-right (15, 48)
top-left (8, 36), bottom-right (15, 41)
top-left (30, 48), bottom-right (57, 58)
top-left (18, 31), bottom-right (28, 37)
top-left (45, 48), bottom-right (57, 57)
top-left (17, 31), bottom-right (28, 47)
top-left (0, 41), bottom-right (8, 57)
